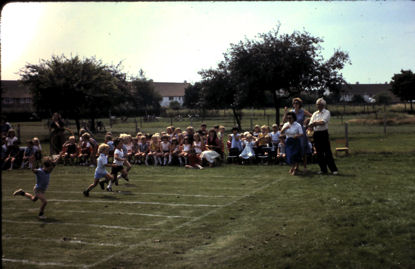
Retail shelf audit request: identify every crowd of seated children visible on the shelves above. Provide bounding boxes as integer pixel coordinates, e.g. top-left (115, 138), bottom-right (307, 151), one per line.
top-left (3, 121), bottom-right (318, 170)
top-left (2, 135), bottom-right (42, 170)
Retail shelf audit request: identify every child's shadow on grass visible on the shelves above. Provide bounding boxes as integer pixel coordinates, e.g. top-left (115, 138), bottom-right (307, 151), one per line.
top-left (297, 171), bottom-right (357, 178)
top-left (98, 195), bottom-right (120, 200)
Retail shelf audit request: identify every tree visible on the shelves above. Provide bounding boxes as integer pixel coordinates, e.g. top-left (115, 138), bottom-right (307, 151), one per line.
top-left (129, 70), bottom-right (162, 116)
top-left (19, 55), bottom-right (130, 134)
top-left (390, 70), bottom-right (415, 112)
top-left (352, 94), bottom-right (365, 104)
top-left (183, 82), bottom-right (202, 109)
top-left (198, 24), bottom-right (350, 125)
top-left (169, 100), bottom-right (181, 110)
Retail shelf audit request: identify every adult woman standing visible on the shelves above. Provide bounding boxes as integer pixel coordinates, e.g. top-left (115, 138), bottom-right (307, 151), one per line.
top-left (281, 112), bottom-right (303, 175)
top-left (283, 98), bottom-right (312, 172)
top-left (308, 98), bottom-right (338, 175)
top-left (50, 113), bottom-right (65, 155)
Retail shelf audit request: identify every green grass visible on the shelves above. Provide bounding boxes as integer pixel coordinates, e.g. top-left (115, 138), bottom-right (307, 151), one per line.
top-left (3, 111), bottom-right (415, 268)
top-left (3, 151), bottom-right (415, 268)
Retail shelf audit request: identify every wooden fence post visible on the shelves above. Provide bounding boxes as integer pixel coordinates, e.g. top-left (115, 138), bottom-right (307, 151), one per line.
top-left (345, 123), bottom-right (349, 147)
top-left (17, 124), bottom-right (21, 143)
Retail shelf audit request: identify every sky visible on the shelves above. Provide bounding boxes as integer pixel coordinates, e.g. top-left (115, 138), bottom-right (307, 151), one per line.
top-left (1, 1), bottom-right (415, 84)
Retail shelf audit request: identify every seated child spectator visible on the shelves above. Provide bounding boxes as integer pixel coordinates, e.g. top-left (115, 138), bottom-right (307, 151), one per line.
top-left (6, 129), bottom-right (18, 147)
top-left (3, 140), bottom-right (21, 170)
top-left (193, 133), bottom-right (204, 156)
top-left (179, 136), bottom-right (192, 165)
top-left (229, 127), bottom-right (243, 156)
top-left (21, 140), bottom-right (37, 169)
top-left (131, 137), bottom-right (139, 164)
top-left (256, 125), bottom-right (271, 157)
top-left (105, 134), bottom-right (115, 157)
top-left (185, 148), bottom-right (203, 169)
top-left (277, 135), bottom-right (287, 165)
top-left (61, 136), bottom-right (79, 165)
top-left (32, 137), bottom-right (42, 164)
top-left (136, 136), bottom-right (148, 165)
top-left (160, 135), bottom-right (171, 166)
top-left (252, 125), bottom-right (261, 138)
top-left (79, 133), bottom-right (93, 165)
top-left (147, 134), bottom-right (161, 166)
top-left (239, 134), bottom-right (256, 164)
top-left (169, 138), bottom-right (181, 165)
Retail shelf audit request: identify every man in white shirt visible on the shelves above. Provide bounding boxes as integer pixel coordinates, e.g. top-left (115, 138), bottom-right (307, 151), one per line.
top-left (308, 98), bottom-right (338, 175)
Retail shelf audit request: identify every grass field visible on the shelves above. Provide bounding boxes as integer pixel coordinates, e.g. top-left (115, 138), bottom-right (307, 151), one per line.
top-left (2, 112), bottom-right (415, 268)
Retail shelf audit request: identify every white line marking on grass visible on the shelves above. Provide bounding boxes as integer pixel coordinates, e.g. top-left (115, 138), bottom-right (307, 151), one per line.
top-left (3, 236), bottom-right (125, 247)
top-left (173, 178), bottom-right (283, 231)
top-left (85, 177), bottom-right (283, 269)
top-left (2, 258), bottom-right (82, 268)
top-left (3, 190), bottom-right (242, 198)
top-left (4, 198), bottom-right (222, 207)
top-left (3, 207), bottom-right (193, 219)
top-left (3, 219), bottom-right (155, 231)
top-left (62, 210), bottom-right (194, 219)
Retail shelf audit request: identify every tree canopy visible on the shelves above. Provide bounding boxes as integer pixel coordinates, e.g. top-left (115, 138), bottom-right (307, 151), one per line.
top-left (19, 55), bottom-right (130, 133)
top-left (129, 70), bottom-right (162, 116)
top-left (390, 69), bottom-right (415, 111)
top-left (197, 25), bottom-right (350, 127)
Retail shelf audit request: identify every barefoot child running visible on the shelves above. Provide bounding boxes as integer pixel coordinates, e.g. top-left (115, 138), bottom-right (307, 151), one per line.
top-left (83, 144), bottom-right (114, 197)
top-left (13, 156), bottom-right (60, 219)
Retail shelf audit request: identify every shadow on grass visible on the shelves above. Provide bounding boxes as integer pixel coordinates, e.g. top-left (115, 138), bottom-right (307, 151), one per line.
top-left (97, 195), bottom-right (120, 200)
top-left (123, 183), bottom-right (137, 187)
top-left (296, 171), bottom-right (357, 178)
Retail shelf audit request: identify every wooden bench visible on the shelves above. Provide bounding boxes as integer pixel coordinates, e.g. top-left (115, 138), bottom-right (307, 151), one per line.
top-left (335, 139), bottom-right (349, 156)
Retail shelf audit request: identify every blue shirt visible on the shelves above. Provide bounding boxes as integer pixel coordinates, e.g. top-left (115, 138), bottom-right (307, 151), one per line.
top-left (95, 154), bottom-right (108, 175)
top-left (35, 168), bottom-right (50, 191)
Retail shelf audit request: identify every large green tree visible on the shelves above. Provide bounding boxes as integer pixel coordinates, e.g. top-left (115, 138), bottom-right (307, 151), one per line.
top-left (19, 55), bottom-right (130, 133)
top-left (199, 25), bottom-right (350, 125)
top-left (129, 70), bottom-right (162, 116)
top-left (390, 69), bottom-right (415, 112)
top-left (183, 82), bottom-right (202, 109)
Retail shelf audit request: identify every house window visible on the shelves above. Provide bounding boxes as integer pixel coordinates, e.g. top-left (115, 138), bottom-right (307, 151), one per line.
top-left (169, 97), bottom-right (174, 101)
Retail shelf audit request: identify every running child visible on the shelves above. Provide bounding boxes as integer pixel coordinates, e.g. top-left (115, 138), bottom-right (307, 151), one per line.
top-left (107, 138), bottom-right (128, 192)
top-left (83, 144), bottom-right (114, 197)
top-left (13, 156), bottom-right (60, 219)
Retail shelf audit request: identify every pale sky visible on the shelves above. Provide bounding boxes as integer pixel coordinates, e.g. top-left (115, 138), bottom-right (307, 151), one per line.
top-left (1, 1), bottom-right (415, 84)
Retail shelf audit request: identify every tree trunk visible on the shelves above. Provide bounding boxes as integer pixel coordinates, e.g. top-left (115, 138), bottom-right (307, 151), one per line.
top-left (90, 118), bottom-right (96, 133)
top-left (75, 118), bottom-right (81, 137)
top-left (231, 107), bottom-right (242, 130)
top-left (272, 91), bottom-right (280, 126)
top-left (411, 100), bottom-right (413, 112)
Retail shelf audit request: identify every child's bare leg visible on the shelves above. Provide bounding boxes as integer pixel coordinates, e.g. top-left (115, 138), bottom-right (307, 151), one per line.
top-left (37, 193), bottom-right (47, 216)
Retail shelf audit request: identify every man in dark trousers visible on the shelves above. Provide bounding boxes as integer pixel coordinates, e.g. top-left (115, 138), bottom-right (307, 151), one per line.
top-left (308, 98), bottom-right (339, 175)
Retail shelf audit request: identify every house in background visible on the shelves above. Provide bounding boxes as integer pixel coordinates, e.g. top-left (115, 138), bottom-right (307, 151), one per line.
top-left (1, 80), bottom-right (34, 114)
top-left (153, 82), bottom-right (189, 107)
top-left (1, 80), bottom-right (190, 115)
top-left (340, 83), bottom-right (399, 103)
